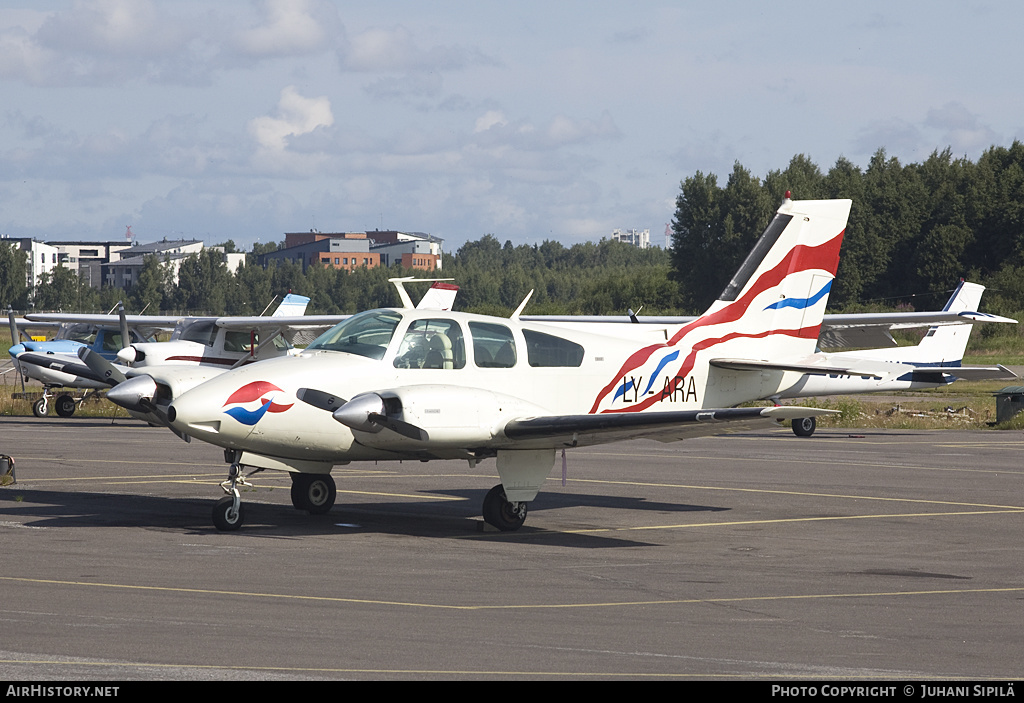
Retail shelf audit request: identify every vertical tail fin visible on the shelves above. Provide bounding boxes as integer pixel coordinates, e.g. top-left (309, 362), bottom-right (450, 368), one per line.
top-left (685, 197), bottom-right (851, 359)
top-left (590, 197), bottom-right (850, 413)
top-left (904, 281), bottom-right (984, 365)
top-left (271, 294), bottom-right (311, 317)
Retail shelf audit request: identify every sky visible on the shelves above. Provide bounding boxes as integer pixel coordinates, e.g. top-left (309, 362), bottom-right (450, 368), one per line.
top-left (1, 0), bottom-right (1022, 254)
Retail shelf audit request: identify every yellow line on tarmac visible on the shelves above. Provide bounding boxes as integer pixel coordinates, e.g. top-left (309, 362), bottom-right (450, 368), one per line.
top-left (543, 509), bottom-right (1024, 536)
top-left (574, 449), bottom-right (1024, 476)
top-left (1, 575), bottom-right (1022, 612)
top-left (561, 476), bottom-right (1024, 511)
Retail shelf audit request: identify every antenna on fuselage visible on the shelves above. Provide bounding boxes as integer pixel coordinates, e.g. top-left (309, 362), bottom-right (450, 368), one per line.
top-left (510, 290), bottom-right (534, 320)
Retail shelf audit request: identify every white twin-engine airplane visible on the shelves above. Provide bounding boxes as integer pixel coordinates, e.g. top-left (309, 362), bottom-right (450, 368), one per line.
top-left (108, 196), bottom-right (853, 532)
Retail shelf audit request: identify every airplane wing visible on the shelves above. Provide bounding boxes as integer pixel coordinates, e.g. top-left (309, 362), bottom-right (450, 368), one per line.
top-left (816, 311), bottom-right (1018, 349)
top-left (24, 312), bottom-right (181, 339)
top-left (502, 406), bottom-right (838, 447)
top-left (211, 314), bottom-right (352, 347)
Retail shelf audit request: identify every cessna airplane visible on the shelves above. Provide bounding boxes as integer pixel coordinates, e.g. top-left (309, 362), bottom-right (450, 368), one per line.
top-left (8, 304), bottom-right (179, 417)
top-left (768, 280), bottom-right (1018, 436)
top-left (26, 280), bottom-right (458, 423)
top-left (104, 196), bottom-right (852, 532)
top-left (9, 296), bottom-right (312, 417)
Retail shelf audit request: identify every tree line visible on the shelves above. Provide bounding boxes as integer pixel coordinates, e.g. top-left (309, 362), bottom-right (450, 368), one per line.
top-left (671, 142), bottom-right (1024, 318)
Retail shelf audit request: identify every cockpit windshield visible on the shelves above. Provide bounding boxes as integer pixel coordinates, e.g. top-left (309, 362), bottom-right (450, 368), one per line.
top-left (306, 310), bottom-right (402, 360)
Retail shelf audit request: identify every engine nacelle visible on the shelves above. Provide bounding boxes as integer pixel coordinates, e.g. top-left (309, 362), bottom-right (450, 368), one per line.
top-left (346, 385), bottom-right (550, 449)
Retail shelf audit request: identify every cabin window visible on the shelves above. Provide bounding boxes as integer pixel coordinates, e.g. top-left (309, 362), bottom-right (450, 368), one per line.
top-left (307, 310), bottom-right (401, 360)
top-left (224, 330), bottom-right (257, 353)
top-left (180, 321), bottom-right (217, 346)
top-left (523, 329), bottom-right (584, 367)
top-left (470, 322), bottom-right (517, 368)
top-left (394, 319), bottom-right (466, 369)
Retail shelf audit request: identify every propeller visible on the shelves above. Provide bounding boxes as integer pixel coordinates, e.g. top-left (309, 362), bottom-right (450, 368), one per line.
top-left (117, 301), bottom-right (131, 354)
top-left (77, 346), bottom-right (128, 386)
top-left (7, 308), bottom-right (21, 346)
top-left (98, 367), bottom-right (190, 443)
top-left (297, 388), bottom-right (428, 441)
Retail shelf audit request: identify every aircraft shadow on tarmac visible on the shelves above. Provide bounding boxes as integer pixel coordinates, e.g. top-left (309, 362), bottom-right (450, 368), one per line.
top-left (0, 485), bottom-right (729, 548)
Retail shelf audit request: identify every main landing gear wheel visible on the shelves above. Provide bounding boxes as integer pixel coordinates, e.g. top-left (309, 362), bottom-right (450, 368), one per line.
top-left (290, 474), bottom-right (337, 514)
top-left (212, 495), bottom-right (245, 531)
top-left (55, 394), bottom-right (77, 418)
top-left (32, 398), bottom-right (48, 417)
top-left (792, 416), bottom-right (816, 437)
top-left (482, 484), bottom-right (528, 531)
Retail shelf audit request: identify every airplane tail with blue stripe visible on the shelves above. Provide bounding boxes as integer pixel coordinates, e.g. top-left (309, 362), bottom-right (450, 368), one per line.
top-left (690, 196), bottom-right (851, 361)
top-left (589, 196), bottom-right (850, 413)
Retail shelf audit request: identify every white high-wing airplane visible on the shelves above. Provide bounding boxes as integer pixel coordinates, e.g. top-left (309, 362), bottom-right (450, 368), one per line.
top-left (769, 280), bottom-right (1018, 436)
top-left (106, 196), bottom-right (852, 532)
top-left (11, 295), bottom-right (310, 417)
top-left (9, 304), bottom-right (180, 417)
top-left (20, 280), bottom-right (460, 422)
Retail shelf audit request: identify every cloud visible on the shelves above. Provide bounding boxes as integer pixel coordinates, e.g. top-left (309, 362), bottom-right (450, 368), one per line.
top-left (340, 24), bottom-right (494, 73)
top-left (924, 101), bottom-right (998, 154)
top-left (233, 0), bottom-right (342, 57)
top-left (247, 86), bottom-right (335, 173)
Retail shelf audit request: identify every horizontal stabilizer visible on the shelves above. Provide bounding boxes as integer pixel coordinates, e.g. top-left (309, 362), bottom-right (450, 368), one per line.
top-left (941, 364), bottom-right (1020, 381)
top-left (709, 357), bottom-right (885, 379)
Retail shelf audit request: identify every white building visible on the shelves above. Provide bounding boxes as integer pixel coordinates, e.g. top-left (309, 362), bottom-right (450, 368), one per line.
top-left (611, 228), bottom-right (651, 249)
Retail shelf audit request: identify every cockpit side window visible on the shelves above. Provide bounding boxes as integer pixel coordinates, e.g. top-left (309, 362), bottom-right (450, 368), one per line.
top-left (393, 319), bottom-right (465, 369)
top-left (470, 322), bottom-right (517, 368)
top-left (307, 311), bottom-right (402, 360)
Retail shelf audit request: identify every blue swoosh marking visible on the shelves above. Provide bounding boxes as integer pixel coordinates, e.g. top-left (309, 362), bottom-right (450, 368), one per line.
top-left (224, 403), bottom-right (271, 426)
top-left (613, 379), bottom-right (634, 402)
top-left (642, 350), bottom-right (680, 395)
top-left (763, 280), bottom-right (832, 311)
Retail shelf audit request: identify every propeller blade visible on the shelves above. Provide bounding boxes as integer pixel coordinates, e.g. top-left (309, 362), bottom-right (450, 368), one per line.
top-left (296, 388), bottom-right (347, 412)
top-left (117, 301), bottom-right (131, 362)
top-left (7, 308), bottom-right (20, 345)
top-left (77, 346), bottom-right (128, 386)
top-left (367, 413), bottom-right (429, 442)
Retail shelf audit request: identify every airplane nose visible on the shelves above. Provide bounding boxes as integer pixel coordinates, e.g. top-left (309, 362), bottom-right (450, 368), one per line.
top-left (8, 343), bottom-right (25, 358)
top-left (167, 389), bottom-right (222, 437)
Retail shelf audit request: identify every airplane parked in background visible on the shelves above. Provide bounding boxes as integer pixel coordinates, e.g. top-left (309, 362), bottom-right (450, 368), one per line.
top-left (8, 305), bottom-right (179, 417)
top-left (17, 280), bottom-right (459, 421)
top-left (772, 280), bottom-right (1017, 435)
top-left (103, 195), bottom-right (852, 531)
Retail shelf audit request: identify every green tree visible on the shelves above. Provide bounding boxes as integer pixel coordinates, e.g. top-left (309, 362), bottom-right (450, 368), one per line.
top-left (0, 243), bottom-right (28, 309)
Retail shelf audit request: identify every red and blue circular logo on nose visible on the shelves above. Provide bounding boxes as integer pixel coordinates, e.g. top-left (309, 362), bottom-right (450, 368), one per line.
top-left (222, 381), bottom-right (294, 425)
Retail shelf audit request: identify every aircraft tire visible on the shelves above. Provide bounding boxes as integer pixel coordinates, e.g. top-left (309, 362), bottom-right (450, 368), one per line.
top-left (290, 474), bottom-right (336, 514)
top-left (212, 496), bottom-right (244, 531)
top-left (55, 394), bottom-right (77, 418)
top-left (482, 484), bottom-right (527, 531)
top-left (32, 398), bottom-right (47, 418)
top-left (792, 416), bottom-right (816, 437)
